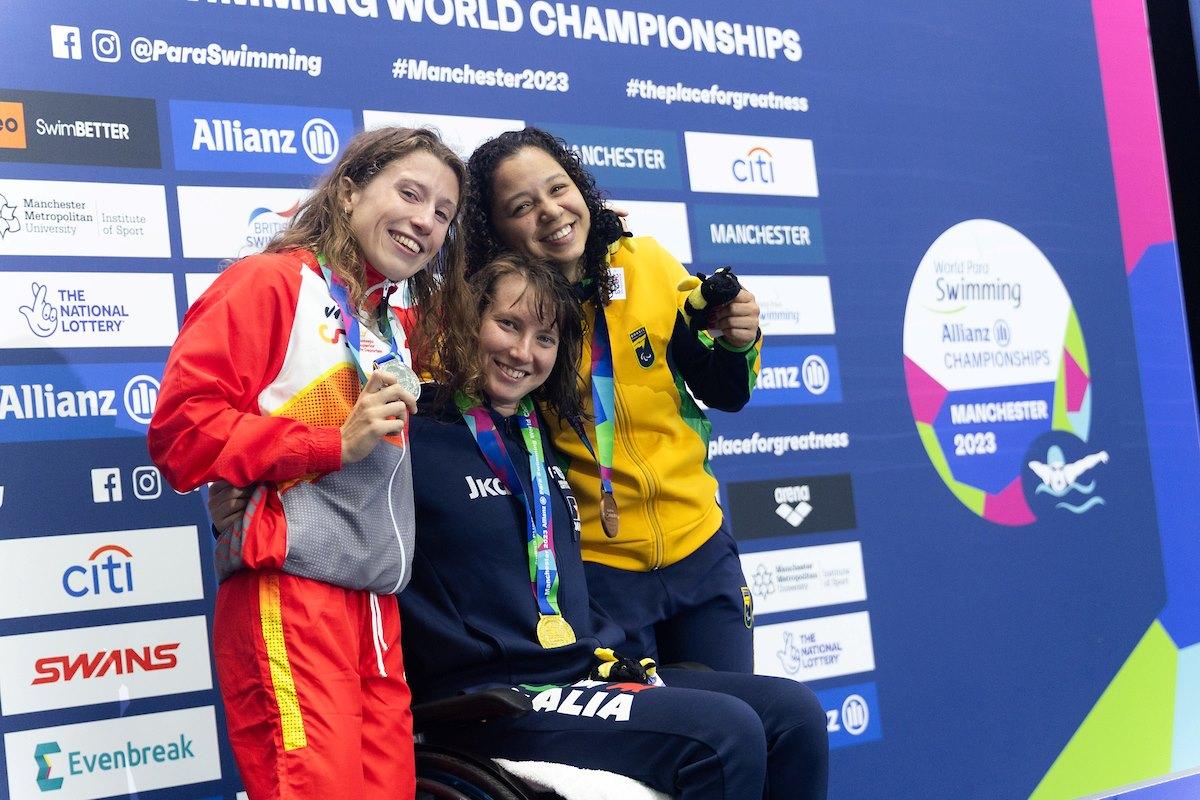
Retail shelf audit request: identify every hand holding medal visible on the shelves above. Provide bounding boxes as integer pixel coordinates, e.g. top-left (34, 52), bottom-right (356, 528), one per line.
top-left (339, 368), bottom-right (418, 465)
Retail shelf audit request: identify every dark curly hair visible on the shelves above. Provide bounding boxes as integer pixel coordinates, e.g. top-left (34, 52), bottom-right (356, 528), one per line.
top-left (429, 253), bottom-right (585, 424)
top-left (462, 127), bottom-right (623, 303)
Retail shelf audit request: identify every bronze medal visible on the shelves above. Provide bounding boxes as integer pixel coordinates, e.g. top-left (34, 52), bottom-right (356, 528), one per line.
top-left (600, 491), bottom-right (619, 538)
top-left (536, 614), bottom-right (577, 649)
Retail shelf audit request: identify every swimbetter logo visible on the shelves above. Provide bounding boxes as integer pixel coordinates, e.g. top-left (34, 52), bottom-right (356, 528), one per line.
top-left (170, 100), bottom-right (353, 174)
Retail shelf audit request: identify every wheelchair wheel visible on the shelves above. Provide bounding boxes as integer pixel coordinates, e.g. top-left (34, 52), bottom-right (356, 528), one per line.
top-left (415, 744), bottom-right (555, 800)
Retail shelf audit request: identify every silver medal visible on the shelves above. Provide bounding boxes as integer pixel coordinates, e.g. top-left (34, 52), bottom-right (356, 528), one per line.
top-left (376, 357), bottom-right (422, 400)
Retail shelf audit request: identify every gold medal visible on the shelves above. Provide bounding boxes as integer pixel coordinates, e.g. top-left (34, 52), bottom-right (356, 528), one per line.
top-left (536, 614), bottom-right (577, 649)
top-left (600, 491), bottom-right (619, 538)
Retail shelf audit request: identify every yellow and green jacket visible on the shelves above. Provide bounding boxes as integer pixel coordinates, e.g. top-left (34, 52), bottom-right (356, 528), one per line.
top-left (545, 236), bottom-right (762, 571)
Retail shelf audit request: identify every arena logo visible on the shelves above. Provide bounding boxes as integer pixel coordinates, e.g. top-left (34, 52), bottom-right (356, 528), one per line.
top-left (684, 131), bottom-right (818, 197)
top-left (171, 100), bottom-right (354, 174)
top-left (727, 474), bottom-right (857, 539)
top-left (545, 123), bottom-right (683, 190)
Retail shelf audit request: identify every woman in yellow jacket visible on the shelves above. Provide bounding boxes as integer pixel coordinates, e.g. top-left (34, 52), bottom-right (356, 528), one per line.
top-left (462, 127), bottom-right (763, 672)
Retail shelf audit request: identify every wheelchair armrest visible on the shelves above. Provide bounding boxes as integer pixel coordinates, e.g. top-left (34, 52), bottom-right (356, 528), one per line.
top-left (413, 688), bottom-right (534, 732)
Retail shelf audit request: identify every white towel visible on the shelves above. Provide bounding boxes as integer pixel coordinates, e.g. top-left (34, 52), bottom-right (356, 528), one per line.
top-left (494, 758), bottom-right (672, 800)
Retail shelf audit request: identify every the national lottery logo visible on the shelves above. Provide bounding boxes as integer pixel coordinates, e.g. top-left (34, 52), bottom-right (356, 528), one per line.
top-left (18, 281), bottom-right (128, 338)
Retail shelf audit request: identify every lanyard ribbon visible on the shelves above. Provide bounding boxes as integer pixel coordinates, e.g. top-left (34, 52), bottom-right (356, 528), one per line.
top-left (317, 254), bottom-right (408, 386)
top-left (459, 394), bottom-right (562, 618)
top-left (573, 295), bottom-right (616, 499)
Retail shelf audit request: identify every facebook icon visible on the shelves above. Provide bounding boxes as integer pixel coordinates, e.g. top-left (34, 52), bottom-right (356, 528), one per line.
top-left (91, 468), bottom-right (122, 503)
top-left (50, 25), bottom-right (82, 60)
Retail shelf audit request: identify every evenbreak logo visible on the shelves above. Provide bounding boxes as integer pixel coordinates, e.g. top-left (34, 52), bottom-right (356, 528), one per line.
top-left (170, 100), bottom-right (353, 174)
top-left (35, 741), bottom-right (62, 791)
top-left (32, 733), bottom-right (195, 791)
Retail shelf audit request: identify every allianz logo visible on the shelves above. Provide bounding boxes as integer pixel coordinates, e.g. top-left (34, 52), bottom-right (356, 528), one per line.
top-left (0, 375), bottom-right (158, 423)
top-left (191, 117), bottom-right (339, 164)
top-left (757, 355), bottom-right (830, 395)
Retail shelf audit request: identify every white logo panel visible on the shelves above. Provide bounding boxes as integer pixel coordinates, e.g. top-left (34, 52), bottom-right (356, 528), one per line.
top-left (684, 131), bottom-right (818, 197)
top-left (362, 110), bottom-right (524, 159)
top-left (0, 526), bottom-right (204, 620)
top-left (2, 272), bottom-right (177, 349)
top-left (4, 706), bottom-right (221, 800)
top-left (739, 275), bottom-right (835, 335)
top-left (754, 611), bottom-right (875, 683)
top-left (185, 273), bottom-right (222, 309)
top-left (608, 199), bottom-right (691, 264)
top-left (0, 616), bottom-right (213, 715)
top-left (0, 179), bottom-right (169, 257)
top-left (177, 185), bottom-right (311, 260)
top-left (742, 542), bottom-right (867, 616)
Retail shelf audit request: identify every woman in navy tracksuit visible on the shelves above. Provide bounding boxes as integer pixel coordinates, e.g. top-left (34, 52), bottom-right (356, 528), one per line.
top-left (401, 253), bottom-right (828, 800)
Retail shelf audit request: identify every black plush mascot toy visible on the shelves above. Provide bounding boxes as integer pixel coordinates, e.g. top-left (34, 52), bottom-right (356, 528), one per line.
top-left (678, 266), bottom-right (743, 332)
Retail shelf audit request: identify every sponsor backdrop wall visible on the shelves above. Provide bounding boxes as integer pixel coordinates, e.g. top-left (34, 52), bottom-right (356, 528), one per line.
top-left (1, 1), bottom-right (1198, 798)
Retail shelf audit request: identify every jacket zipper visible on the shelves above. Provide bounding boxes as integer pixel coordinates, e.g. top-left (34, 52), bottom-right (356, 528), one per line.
top-left (612, 376), bottom-right (665, 569)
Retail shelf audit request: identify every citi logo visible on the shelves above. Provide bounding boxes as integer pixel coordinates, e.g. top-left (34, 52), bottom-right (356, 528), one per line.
top-left (191, 117), bottom-right (338, 164)
top-left (732, 146), bottom-right (775, 184)
top-left (33, 643), bottom-right (179, 685)
top-left (465, 475), bottom-right (510, 499)
top-left (62, 544), bottom-right (134, 598)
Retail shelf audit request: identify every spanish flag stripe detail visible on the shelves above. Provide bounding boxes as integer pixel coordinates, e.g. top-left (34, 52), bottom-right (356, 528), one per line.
top-left (259, 574), bottom-right (308, 751)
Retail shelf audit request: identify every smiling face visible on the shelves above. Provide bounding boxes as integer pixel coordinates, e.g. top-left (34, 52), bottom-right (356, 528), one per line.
top-left (344, 149), bottom-right (460, 282)
top-left (488, 147), bottom-right (591, 281)
top-left (478, 272), bottom-right (560, 416)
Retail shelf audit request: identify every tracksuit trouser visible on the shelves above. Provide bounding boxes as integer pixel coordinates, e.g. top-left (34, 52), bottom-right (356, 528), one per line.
top-left (431, 667), bottom-right (829, 800)
top-left (585, 523), bottom-right (756, 673)
top-left (214, 569), bottom-right (415, 800)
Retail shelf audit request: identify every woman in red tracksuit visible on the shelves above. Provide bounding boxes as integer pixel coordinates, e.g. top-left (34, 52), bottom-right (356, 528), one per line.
top-left (148, 127), bottom-right (465, 800)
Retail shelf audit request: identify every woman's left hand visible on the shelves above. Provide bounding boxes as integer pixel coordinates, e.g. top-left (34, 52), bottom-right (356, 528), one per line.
top-left (708, 288), bottom-right (761, 349)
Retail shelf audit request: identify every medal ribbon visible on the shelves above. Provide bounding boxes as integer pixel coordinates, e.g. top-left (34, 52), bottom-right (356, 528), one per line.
top-left (458, 394), bottom-right (562, 618)
top-left (317, 253), bottom-right (406, 386)
top-left (576, 300), bottom-right (616, 499)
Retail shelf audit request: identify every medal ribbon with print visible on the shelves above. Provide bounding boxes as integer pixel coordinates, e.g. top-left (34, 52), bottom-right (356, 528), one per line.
top-left (457, 393), bottom-right (576, 648)
top-left (317, 253), bottom-right (407, 386)
top-left (571, 296), bottom-right (620, 537)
